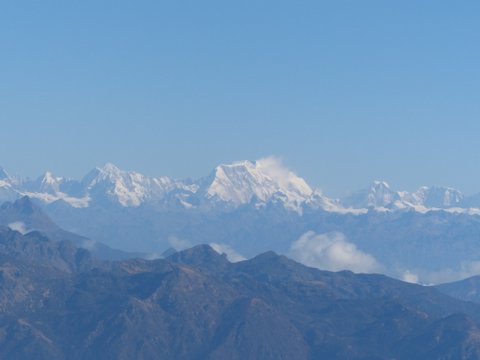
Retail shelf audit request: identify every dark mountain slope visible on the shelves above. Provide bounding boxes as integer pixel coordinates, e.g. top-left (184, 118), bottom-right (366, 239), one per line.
top-left (397, 314), bottom-right (480, 360)
top-left (2, 233), bottom-right (480, 359)
top-left (436, 275), bottom-right (480, 304)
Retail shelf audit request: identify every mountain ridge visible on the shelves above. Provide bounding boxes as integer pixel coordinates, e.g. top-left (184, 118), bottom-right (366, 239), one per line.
top-left (1, 160), bottom-right (479, 213)
top-left (3, 231), bottom-right (480, 359)
top-left (0, 196), bottom-right (144, 261)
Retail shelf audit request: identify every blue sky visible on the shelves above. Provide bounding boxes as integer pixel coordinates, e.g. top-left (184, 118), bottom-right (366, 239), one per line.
top-left (1, 1), bottom-right (480, 196)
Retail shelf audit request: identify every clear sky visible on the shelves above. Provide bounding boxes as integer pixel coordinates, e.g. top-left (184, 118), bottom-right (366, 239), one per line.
top-left (2, 1), bottom-right (480, 197)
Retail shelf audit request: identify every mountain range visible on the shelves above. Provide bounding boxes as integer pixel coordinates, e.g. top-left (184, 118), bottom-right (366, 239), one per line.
top-left (2, 227), bottom-right (480, 359)
top-left (3, 158), bottom-right (480, 284)
top-left (1, 158), bottom-right (479, 212)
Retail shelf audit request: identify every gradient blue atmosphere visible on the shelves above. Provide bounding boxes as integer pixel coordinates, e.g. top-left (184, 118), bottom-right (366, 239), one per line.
top-left (2, 1), bottom-right (480, 196)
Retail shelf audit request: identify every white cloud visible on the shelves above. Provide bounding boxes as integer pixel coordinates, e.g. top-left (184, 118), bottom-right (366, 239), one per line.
top-left (7, 221), bottom-right (27, 234)
top-left (256, 156), bottom-right (312, 194)
top-left (168, 235), bottom-right (192, 251)
top-left (210, 243), bottom-right (246, 262)
top-left (289, 231), bottom-right (381, 273)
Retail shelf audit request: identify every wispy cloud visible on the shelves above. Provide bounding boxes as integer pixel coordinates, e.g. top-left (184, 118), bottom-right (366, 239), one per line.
top-left (7, 221), bottom-right (27, 234)
top-left (256, 156), bottom-right (312, 193)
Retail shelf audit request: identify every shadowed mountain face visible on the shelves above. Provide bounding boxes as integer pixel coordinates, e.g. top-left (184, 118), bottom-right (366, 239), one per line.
top-left (0, 196), bottom-right (59, 233)
top-left (2, 232), bottom-right (480, 359)
top-left (436, 275), bottom-right (480, 304)
top-left (0, 197), bottom-right (142, 261)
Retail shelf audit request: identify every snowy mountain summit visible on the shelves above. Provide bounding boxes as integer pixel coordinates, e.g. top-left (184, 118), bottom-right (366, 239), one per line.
top-left (81, 163), bottom-right (181, 207)
top-left (200, 158), bottom-right (313, 209)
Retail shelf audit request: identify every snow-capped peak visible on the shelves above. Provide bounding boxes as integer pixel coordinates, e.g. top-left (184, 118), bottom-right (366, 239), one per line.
top-left (42, 171), bottom-right (61, 183)
top-left (82, 163), bottom-right (145, 190)
top-left (0, 160), bottom-right (479, 214)
top-left (371, 180), bottom-right (390, 189)
top-left (201, 157), bottom-right (313, 208)
top-left (0, 167), bottom-right (16, 203)
top-left (401, 186), bottom-right (463, 208)
top-left (342, 180), bottom-right (400, 208)
top-left (341, 181), bottom-right (468, 211)
top-left (41, 171), bottom-right (65, 187)
top-left (79, 163), bottom-right (191, 207)
top-left (85, 163), bottom-right (123, 184)
top-left (99, 162), bottom-right (122, 176)
top-left (81, 164), bottom-right (151, 206)
top-left (35, 171), bottom-right (65, 193)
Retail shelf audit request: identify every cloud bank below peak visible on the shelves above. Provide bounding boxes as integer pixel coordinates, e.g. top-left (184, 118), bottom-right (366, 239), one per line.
top-left (289, 231), bottom-right (382, 274)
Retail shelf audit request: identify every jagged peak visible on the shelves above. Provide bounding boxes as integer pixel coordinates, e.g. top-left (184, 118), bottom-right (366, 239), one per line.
top-left (370, 180), bottom-right (391, 190)
top-left (217, 159), bottom-right (255, 169)
top-left (8, 196), bottom-right (38, 215)
top-left (406, 185), bottom-right (464, 208)
top-left (81, 163), bottom-right (125, 187)
top-left (415, 185), bottom-right (462, 193)
top-left (341, 180), bottom-right (399, 209)
top-left (38, 171), bottom-right (63, 184)
top-left (210, 160), bottom-right (256, 183)
top-left (0, 166), bottom-right (10, 180)
top-left (89, 163), bottom-right (150, 183)
top-left (167, 244), bottom-right (230, 268)
top-left (98, 162), bottom-right (123, 176)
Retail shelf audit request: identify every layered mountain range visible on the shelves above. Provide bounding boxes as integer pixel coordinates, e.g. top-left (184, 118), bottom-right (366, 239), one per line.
top-left (2, 226), bottom-right (480, 359)
top-left (5, 159), bottom-right (480, 357)
top-left (2, 158), bottom-right (480, 284)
